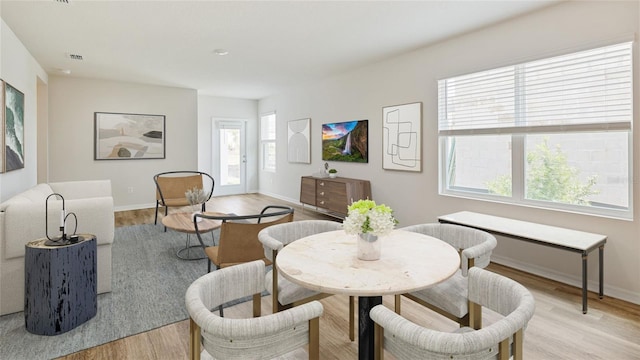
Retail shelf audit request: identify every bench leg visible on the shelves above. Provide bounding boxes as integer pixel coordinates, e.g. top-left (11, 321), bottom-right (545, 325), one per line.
top-left (599, 245), bottom-right (605, 299)
top-left (582, 253), bottom-right (588, 314)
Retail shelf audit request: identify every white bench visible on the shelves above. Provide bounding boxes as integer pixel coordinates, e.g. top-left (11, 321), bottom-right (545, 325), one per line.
top-left (438, 211), bottom-right (606, 314)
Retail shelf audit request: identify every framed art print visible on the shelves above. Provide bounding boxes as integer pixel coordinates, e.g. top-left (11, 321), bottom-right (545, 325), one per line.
top-left (288, 118), bottom-right (311, 163)
top-left (382, 102), bottom-right (422, 172)
top-left (94, 112), bottom-right (165, 160)
top-left (322, 119), bottom-right (368, 163)
top-left (4, 82), bottom-right (25, 172)
top-left (0, 79), bottom-right (4, 173)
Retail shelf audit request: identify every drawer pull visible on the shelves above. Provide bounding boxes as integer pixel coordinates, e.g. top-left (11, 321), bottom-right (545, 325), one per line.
top-left (319, 201), bottom-right (325, 205)
top-left (319, 182), bottom-right (325, 186)
top-left (320, 192), bottom-right (325, 196)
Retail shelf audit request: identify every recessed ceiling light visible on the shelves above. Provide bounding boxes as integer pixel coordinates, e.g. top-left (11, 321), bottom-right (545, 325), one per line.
top-left (213, 49), bottom-right (229, 56)
top-left (56, 69), bottom-right (71, 75)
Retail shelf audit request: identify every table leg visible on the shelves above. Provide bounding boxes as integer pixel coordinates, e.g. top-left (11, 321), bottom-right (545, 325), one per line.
top-left (582, 253), bottom-right (588, 314)
top-left (599, 245), bottom-right (605, 299)
top-left (359, 296), bottom-right (382, 360)
top-left (176, 234), bottom-right (206, 260)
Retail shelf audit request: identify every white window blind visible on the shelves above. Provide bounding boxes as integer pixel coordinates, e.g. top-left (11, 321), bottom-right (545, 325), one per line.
top-left (438, 42), bottom-right (632, 136)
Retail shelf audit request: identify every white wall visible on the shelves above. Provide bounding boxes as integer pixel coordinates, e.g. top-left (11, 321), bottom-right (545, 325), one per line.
top-left (197, 95), bottom-right (259, 194)
top-left (0, 20), bottom-right (47, 202)
top-left (258, 1), bottom-right (640, 304)
top-left (48, 76), bottom-right (198, 210)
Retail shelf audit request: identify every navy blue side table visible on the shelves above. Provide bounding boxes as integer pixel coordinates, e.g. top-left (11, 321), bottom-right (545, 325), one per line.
top-left (24, 234), bottom-right (97, 335)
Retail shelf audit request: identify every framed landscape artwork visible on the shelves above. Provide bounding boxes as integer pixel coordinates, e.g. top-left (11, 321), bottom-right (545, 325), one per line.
top-left (94, 112), bottom-right (165, 160)
top-left (322, 119), bottom-right (368, 163)
top-left (288, 118), bottom-right (311, 163)
top-left (382, 102), bottom-right (422, 172)
top-left (4, 81), bottom-right (25, 172)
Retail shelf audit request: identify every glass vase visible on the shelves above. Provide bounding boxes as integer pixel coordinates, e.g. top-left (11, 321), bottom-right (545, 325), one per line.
top-left (357, 233), bottom-right (381, 261)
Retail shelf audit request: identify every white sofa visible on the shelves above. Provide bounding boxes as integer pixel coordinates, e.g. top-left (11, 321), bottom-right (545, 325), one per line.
top-left (0, 180), bottom-right (114, 315)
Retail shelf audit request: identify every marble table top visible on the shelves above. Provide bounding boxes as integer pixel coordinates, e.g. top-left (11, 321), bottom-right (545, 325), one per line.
top-left (276, 229), bottom-right (461, 297)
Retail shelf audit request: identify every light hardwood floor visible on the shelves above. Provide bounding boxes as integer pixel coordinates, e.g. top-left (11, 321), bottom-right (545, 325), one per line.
top-left (59, 193), bottom-right (640, 359)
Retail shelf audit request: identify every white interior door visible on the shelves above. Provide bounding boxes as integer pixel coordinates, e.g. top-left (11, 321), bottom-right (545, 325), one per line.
top-left (213, 120), bottom-right (246, 196)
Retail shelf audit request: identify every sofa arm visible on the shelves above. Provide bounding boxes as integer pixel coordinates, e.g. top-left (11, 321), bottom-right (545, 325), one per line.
top-left (3, 196), bottom-right (114, 260)
top-left (50, 180), bottom-right (112, 200)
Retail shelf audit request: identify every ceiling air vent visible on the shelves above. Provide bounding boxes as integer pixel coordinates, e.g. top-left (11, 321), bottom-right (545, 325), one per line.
top-left (55, 0), bottom-right (72, 4)
top-left (67, 53), bottom-right (83, 61)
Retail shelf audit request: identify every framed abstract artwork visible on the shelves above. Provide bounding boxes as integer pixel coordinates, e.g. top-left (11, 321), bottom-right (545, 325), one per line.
top-left (382, 102), bottom-right (422, 172)
top-left (4, 81), bottom-right (25, 172)
top-left (94, 112), bottom-right (165, 160)
top-left (287, 118), bottom-right (311, 163)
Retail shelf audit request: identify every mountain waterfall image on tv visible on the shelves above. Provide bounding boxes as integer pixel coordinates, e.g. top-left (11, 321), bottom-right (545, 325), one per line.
top-left (322, 120), bottom-right (368, 162)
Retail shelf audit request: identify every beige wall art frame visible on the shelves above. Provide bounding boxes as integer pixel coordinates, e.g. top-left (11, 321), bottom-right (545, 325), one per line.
top-left (94, 112), bottom-right (165, 160)
top-left (288, 118), bottom-right (311, 163)
top-left (382, 102), bottom-right (422, 172)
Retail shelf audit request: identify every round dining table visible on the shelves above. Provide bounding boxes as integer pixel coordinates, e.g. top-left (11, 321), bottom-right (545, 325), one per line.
top-left (276, 229), bottom-right (461, 360)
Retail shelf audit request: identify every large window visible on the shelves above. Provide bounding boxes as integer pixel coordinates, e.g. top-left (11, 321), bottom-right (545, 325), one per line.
top-left (438, 42), bottom-right (633, 218)
top-left (260, 112), bottom-right (277, 172)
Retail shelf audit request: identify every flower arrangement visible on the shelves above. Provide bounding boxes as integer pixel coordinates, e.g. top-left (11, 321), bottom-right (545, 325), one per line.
top-left (185, 187), bottom-right (209, 206)
top-left (343, 199), bottom-right (398, 237)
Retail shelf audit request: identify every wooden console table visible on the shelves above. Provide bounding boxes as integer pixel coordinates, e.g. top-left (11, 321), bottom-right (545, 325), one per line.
top-left (300, 176), bottom-right (371, 218)
top-left (438, 211), bottom-right (606, 314)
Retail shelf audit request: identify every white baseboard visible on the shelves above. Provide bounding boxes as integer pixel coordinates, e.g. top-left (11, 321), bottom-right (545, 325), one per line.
top-left (257, 190), bottom-right (299, 205)
top-left (114, 202), bottom-right (156, 212)
top-left (491, 254), bottom-right (640, 305)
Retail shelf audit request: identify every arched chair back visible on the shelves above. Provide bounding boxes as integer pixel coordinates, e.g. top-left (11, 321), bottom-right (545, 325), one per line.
top-left (153, 171), bottom-right (214, 229)
top-left (259, 220), bottom-right (355, 341)
top-left (395, 223), bottom-right (497, 328)
top-left (194, 205), bottom-right (294, 272)
top-left (372, 267), bottom-right (535, 360)
top-left (185, 260), bottom-right (322, 360)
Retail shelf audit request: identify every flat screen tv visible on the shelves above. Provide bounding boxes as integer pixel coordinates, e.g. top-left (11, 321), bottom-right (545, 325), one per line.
top-left (322, 120), bottom-right (368, 163)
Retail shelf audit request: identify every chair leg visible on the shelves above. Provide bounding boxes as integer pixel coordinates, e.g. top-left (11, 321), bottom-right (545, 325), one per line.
top-left (164, 206), bottom-right (168, 232)
top-left (218, 304), bottom-right (224, 317)
top-left (349, 296), bottom-right (355, 341)
top-left (394, 294), bottom-right (401, 314)
top-left (374, 323), bottom-right (384, 360)
top-left (513, 328), bottom-right (524, 360)
top-left (154, 202), bottom-right (159, 225)
top-left (309, 317), bottom-right (320, 360)
top-left (189, 317), bottom-right (201, 360)
top-left (468, 301), bottom-right (482, 329)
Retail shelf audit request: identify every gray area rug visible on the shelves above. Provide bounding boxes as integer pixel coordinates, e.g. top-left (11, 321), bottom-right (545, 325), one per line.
top-left (0, 223), bottom-right (244, 360)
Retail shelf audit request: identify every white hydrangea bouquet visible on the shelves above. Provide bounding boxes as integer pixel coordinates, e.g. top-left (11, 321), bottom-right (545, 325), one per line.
top-left (343, 199), bottom-right (398, 237)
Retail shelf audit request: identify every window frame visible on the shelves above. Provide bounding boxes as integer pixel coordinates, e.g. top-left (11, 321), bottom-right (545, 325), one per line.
top-left (260, 111), bottom-right (277, 172)
top-left (438, 42), bottom-right (633, 219)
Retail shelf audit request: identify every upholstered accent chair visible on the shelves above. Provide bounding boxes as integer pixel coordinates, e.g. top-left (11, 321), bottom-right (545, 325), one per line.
top-left (395, 223), bottom-right (497, 329)
top-left (258, 220), bottom-right (356, 341)
top-left (185, 260), bottom-right (322, 360)
top-left (372, 267), bottom-right (535, 360)
top-left (153, 171), bottom-right (214, 230)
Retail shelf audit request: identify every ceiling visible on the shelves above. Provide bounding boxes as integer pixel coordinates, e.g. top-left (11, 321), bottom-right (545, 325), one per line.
top-left (1, 0), bottom-right (559, 100)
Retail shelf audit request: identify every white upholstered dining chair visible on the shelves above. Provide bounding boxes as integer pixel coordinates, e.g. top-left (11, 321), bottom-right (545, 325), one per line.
top-left (372, 267), bottom-right (535, 360)
top-left (395, 223), bottom-right (497, 329)
top-left (258, 220), bottom-right (356, 341)
top-left (185, 260), bottom-right (322, 360)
